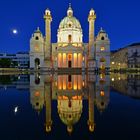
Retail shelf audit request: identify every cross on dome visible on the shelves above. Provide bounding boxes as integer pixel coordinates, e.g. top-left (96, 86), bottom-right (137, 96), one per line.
top-left (69, 3), bottom-right (71, 8)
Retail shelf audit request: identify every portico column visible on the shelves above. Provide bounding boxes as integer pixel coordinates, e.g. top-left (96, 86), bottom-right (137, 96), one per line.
top-left (66, 53), bottom-right (68, 68)
top-left (67, 53), bottom-right (68, 68)
top-left (77, 53), bottom-right (78, 68)
top-left (72, 53), bottom-right (74, 68)
top-left (62, 53), bottom-right (63, 68)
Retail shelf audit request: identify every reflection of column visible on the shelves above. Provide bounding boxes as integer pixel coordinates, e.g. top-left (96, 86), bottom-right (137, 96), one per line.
top-left (73, 75), bottom-right (77, 90)
top-left (63, 75), bottom-right (66, 90)
top-left (88, 82), bottom-right (95, 132)
top-left (58, 76), bottom-right (62, 90)
top-left (45, 81), bottom-right (52, 133)
top-left (78, 75), bottom-right (82, 90)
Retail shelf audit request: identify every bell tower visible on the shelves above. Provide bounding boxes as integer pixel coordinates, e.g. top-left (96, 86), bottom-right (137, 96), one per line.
top-left (95, 28), bottom-right (110, 71)
top-left (30, 27), bottom-right (44, 69)
top-left (44, 9), bottom-right (52, 60)
top-left (88, 9), bottom-right (96, 70)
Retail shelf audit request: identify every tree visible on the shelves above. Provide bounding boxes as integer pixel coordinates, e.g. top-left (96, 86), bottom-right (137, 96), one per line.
top-left (0, 58), bottom-right (11, 68)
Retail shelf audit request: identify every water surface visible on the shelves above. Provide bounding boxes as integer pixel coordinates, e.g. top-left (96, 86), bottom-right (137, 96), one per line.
top-left (0, 73), bottom-right (140, 140)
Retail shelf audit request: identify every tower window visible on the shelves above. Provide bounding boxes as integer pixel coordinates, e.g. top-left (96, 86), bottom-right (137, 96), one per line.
top-left (35, 36), bottom-right (39, 40)
top-left (101, 36), bottom-right (104, 40)
top-left (101, 46), bottom-right (105, 51)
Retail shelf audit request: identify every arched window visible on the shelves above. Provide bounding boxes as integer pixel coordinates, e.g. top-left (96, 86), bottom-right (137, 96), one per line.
top-left (101, 36), bottom-right (104, 40)
top-left (100, 46), bottom-right (105, 51)
top-left (35, 36), bottom-right (39, 40)
top-left (68, 35), bottom-right (72, 43)
top-left (35, 58), bottom-right (40, 70)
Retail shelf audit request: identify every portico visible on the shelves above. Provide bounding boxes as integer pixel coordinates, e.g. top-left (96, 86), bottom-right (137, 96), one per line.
top-left (57, 52), bottom-right (83, 68)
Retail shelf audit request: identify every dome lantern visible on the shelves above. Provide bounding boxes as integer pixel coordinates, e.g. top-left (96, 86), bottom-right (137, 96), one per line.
top-left (67, 3), bottom-right (73, 17)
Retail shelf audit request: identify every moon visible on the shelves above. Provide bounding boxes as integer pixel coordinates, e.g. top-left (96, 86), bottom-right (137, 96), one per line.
top-left (12, 29), bottom-right (18, 34)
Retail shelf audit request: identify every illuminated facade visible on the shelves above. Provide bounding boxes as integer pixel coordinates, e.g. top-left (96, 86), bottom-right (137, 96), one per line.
top-left (30, 4), bottom-right (110, 71)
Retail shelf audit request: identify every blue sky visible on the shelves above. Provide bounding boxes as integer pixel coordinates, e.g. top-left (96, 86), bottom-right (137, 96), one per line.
top-left (0, 0), bottom-right (140, 53)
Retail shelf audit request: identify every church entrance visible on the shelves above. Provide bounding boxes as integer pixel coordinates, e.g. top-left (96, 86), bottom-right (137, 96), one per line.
top-left (68, 54), bottom-right (72, 68)
top-left (68, 60), bottom-right (72, 68)
top-left (35, 58), bottom-right (40, 70)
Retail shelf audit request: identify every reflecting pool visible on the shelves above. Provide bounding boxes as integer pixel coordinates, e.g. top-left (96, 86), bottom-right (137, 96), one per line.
top-left (0, 73), bottom-right (140, 140)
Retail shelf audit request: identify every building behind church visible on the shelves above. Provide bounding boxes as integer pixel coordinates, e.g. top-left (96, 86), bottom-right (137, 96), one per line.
top-left (111, 43), bottom-right (140, 70)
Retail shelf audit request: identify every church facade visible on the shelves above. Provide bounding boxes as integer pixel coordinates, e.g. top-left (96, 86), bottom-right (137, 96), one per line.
top-left (30, 4), bottom-right (110, 71)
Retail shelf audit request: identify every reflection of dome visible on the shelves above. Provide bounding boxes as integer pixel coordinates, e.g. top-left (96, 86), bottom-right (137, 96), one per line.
top-left (59, 109), bottom-right (81, 126)
top-left (57, 96), bottom-right (82, 133)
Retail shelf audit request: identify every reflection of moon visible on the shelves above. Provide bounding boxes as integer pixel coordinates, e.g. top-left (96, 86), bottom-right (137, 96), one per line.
top-left (14, 106), bottom-right (18, 113)
top-left (12, 29), bottom-right (18, 34)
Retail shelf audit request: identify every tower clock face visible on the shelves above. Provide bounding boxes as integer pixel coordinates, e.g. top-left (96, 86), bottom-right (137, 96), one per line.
top-left (34, 45), bottom-right (40, 52)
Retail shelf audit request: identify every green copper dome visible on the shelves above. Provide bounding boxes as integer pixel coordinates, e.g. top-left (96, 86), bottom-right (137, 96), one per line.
top-left (59, 16), bottom-right (81, 29)
top-left (59, 4), bottom-right (82, 30)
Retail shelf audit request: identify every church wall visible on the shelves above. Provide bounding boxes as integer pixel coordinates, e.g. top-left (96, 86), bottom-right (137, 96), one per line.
top-left (58, 29), bottom-right (83, 43)
top-left (30, 29), bottom-right (45, 69)
top-left (95, 32), bottom-right (110, 69)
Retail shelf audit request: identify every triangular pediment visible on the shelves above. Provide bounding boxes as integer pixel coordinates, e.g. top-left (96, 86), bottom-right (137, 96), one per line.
top-left (57, 44), bottom-right (83, 51)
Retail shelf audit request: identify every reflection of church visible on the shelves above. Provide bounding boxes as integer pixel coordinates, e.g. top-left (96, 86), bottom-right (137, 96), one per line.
top-left (30, 4), bottom-right (110, 71)
top-left (30, 73), bottom-right (110, 134)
